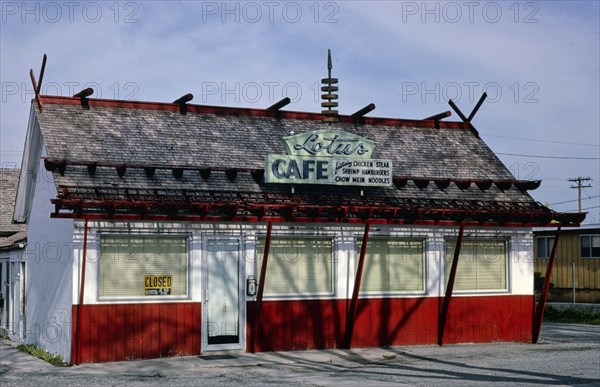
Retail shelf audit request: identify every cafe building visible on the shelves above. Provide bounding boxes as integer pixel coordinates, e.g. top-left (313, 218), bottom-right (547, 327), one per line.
top-left (14, 56), bottom-right (584, 363)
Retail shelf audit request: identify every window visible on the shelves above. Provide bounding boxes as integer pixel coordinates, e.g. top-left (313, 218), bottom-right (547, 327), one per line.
top-left (99, 236), bottom-right (188, 298)
top-left (581, 235), bottom-right (600, 258)
top-left (356, 238), bottom-right (424, 293)
top-left (445, 239), bottom-right (507, 291)
top-left (536, 236), bottom-right (555, 259)
top-left (257, 237), bottom-right (333, 296)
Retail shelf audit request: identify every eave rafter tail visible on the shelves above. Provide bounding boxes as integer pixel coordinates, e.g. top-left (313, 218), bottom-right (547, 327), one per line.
top-left (42, 158), bottom-right (544, 196)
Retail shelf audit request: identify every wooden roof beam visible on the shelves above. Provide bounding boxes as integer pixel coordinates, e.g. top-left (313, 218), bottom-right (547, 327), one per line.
top-left (423, 111), bottom-right (451, 121)
top-left (266, 97), bottom-right (291, 111)
top-left (73, 88), bottom-right (94, 109)
top-left (173, 93), bottom-right (194, 114)
top-left (351, 103), bottom-right (376, 118)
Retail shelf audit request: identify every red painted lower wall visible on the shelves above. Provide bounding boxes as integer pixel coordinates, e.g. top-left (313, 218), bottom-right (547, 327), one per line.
top-left (71, 303), bottom-right (201, 363)
top-left (71, 296), bottom-right (533, 362)
top-left (246, 295), bottom-right (534, 352)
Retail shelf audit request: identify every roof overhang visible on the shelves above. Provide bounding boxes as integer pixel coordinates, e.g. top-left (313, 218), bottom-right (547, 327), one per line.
top-left (50, 185), bottom-right (585, 227)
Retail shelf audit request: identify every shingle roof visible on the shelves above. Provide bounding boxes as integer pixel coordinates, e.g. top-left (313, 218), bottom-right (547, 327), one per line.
top-left (35, 96), bottom-right (583, 226)
top-left (39, 99), bottom-right (511, 180)
top-left (0, 168), bottom-right (27, 248)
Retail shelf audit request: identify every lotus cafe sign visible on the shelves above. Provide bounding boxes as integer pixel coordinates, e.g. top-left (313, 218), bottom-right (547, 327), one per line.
top-left (265, 129), bottom-right (392, 187)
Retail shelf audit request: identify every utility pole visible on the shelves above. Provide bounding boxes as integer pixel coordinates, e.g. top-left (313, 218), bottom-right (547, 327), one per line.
top-left (568, 177), bottom-right (591, 212)
top-left (567, 177), bottom-right (590, 305)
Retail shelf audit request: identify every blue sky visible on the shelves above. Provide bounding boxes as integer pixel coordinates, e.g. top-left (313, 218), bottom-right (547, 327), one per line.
top-left (1, 1), bottom-right (599, 223)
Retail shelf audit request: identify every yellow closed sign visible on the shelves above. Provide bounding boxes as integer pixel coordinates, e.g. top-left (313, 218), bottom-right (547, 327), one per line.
top-left (144, 275), bottom-right (172, 296)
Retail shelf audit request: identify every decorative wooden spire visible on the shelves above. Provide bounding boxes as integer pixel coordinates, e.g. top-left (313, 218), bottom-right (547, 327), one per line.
top-left (321, 49), bottom-right (339, 123)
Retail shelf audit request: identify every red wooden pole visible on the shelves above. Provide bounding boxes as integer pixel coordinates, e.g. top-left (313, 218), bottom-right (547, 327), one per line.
top-left (532, 226), bottom-right (561, 344)
top-left (250, 221), bottom-right (272, 353)
top-left (438, 222), bottom-right (465, 346)
top-left (344, 222), bottom-right (371, 349)
top-left (75, 218), bottom-right (88, 365)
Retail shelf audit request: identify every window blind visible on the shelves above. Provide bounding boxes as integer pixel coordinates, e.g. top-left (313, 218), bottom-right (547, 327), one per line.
top-left (357, 239), bottom-right (424, 292)
top-left (257, 237), bottom-right (333, 296)
top-left (99, 236), bottom-right (188, 297)
top-left (445, 239), bottom-right (507, 291)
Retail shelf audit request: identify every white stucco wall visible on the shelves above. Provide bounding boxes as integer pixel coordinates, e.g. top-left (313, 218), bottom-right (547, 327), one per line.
top-left (76, 222), bottom-right (533, 305)
top-left (510, 230), bottom-right (535, 295)
top-left (25, 152), bottom-right (74, 362)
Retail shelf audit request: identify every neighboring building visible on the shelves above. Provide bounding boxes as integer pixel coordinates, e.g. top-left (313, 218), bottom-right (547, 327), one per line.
top-left (534, 224), bottom-right (600, 303)
top-left (0, 168), bottom-right (27, 340)
top-left (14, 90), bottom-right (583, 364)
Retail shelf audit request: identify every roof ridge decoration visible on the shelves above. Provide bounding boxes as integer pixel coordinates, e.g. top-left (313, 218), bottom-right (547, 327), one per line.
top-left (38, 95), bottom-right (473, 129)
top-left (448, 92), bottom-right (487, 137)
top-left (26, 50), bottom-right (467, 129)
top-left (29, 51), bottom-right (465, 129)
top-left (173, 93), bottom-right (194, 114)
top-left (321, 49), bottom-right (339, 123)
top-left (29, 53), bottom-right (47, 112)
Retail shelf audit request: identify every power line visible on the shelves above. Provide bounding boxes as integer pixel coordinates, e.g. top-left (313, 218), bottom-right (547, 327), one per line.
top-left (582, 185), bottom-right (597, 200)
top-left (538, 177), bottom-right (598, 182)
top-left (563, 205), bottom-right (600, 212)
top-left (550, 194), bottom-right (600, 206)
top-left (481, 133), bottom-right (600, 147)
top-left (496, 153), bottom-right (600, 160)
top-left (582, 205), bottom-right (600, 211)
top-left (565, 205), bottom-right (600, 212)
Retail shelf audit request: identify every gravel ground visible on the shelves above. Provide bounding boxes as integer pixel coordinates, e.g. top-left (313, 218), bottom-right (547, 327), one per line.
top-left (1, 323), bottom-right (599, 386)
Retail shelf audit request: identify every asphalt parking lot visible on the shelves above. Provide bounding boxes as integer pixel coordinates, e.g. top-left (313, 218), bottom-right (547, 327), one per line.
top-left (1, 323), bottom-right (599, 386)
